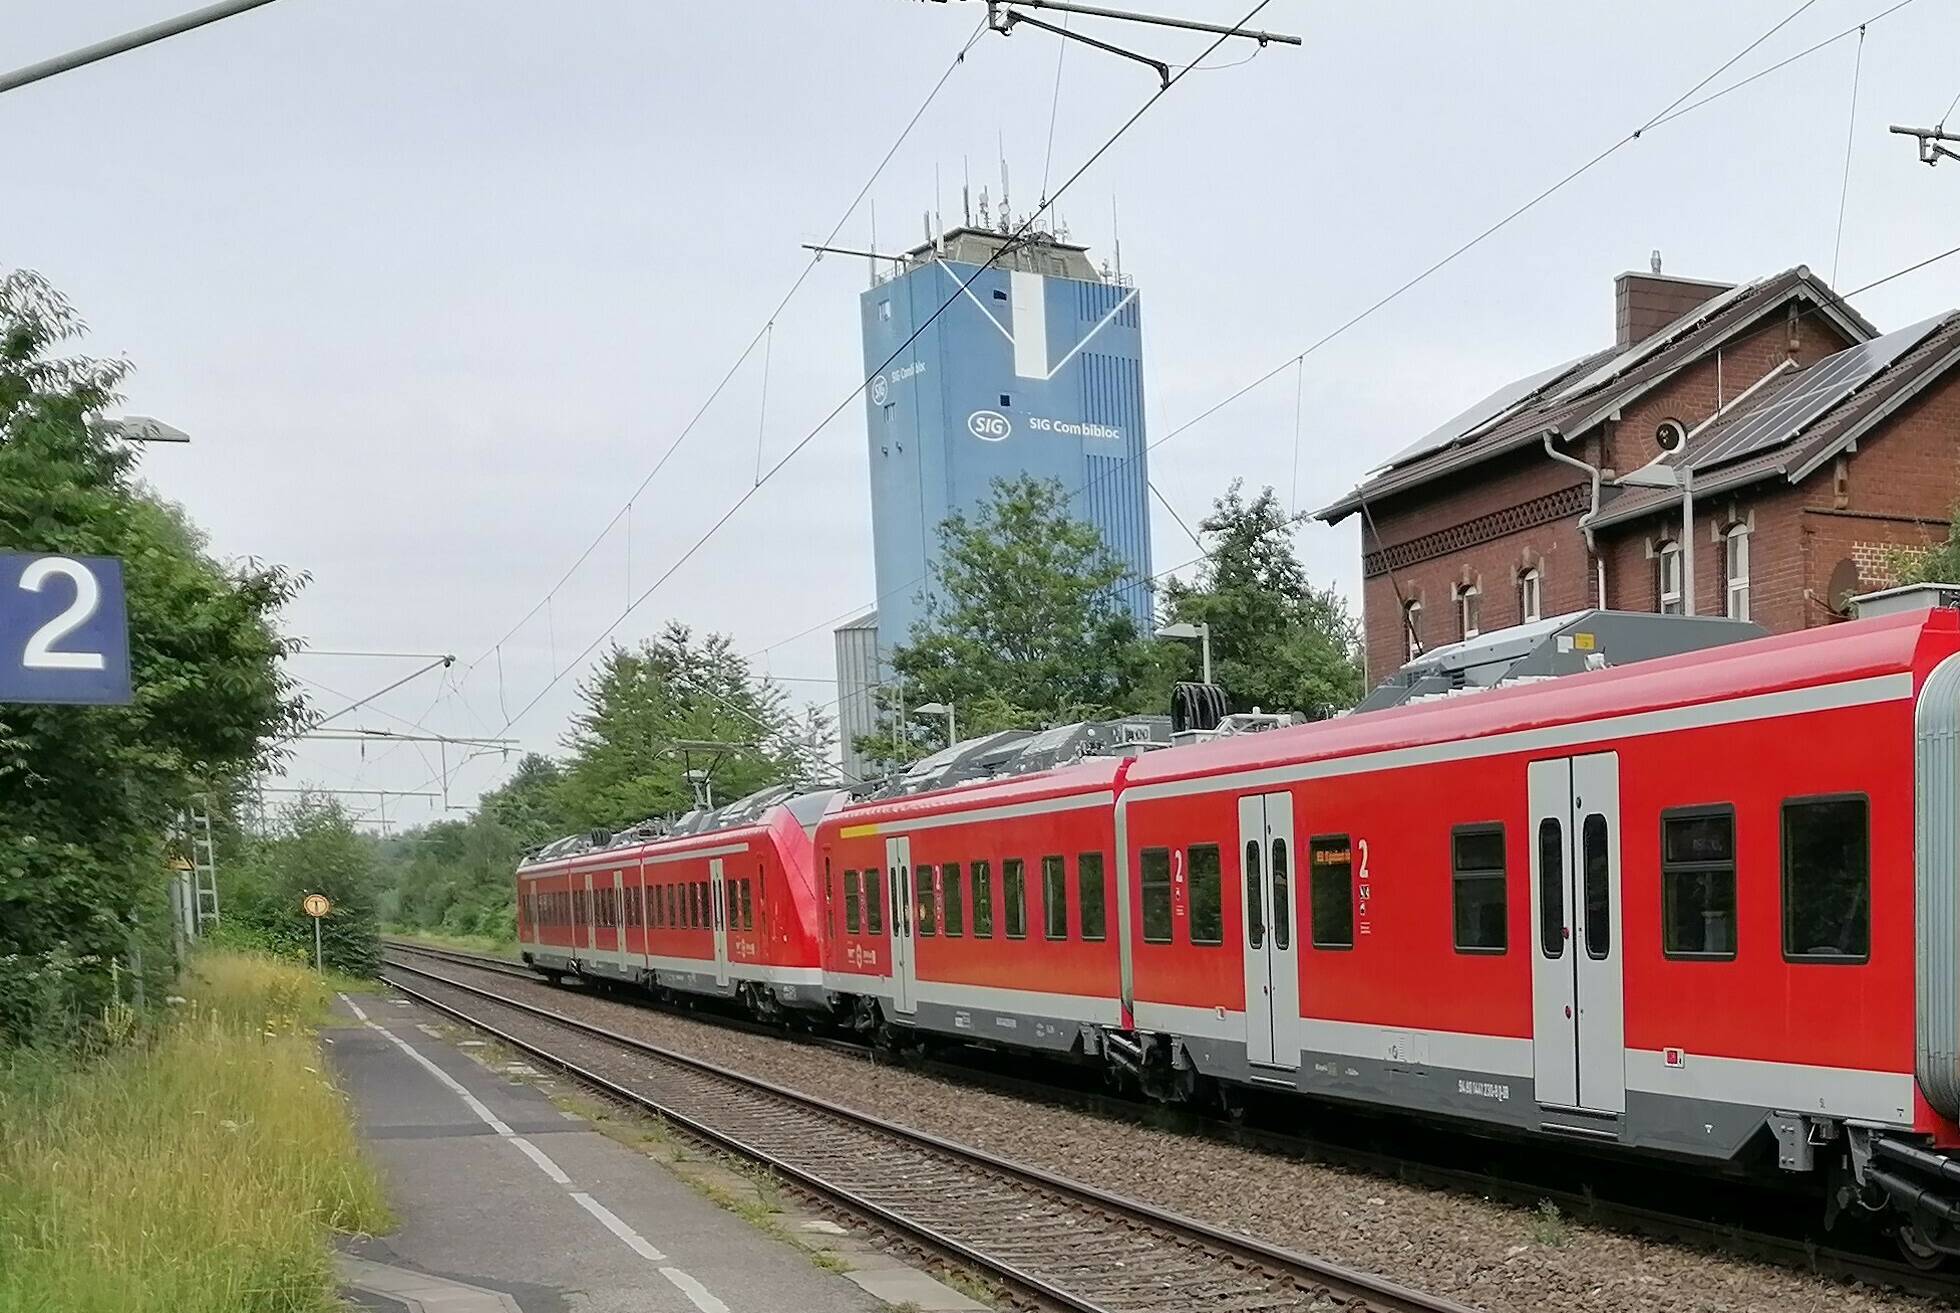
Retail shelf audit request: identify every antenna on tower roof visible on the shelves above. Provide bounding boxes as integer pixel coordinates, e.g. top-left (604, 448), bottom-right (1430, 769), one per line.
top-left (1112, 194), bottom-right (1123, 281)
top-left (962, 155), bottom-right (971, 226)
top-left (868, 200), bottom-right (878, 289)
top-left (977, 186), bottom-right (990, 230)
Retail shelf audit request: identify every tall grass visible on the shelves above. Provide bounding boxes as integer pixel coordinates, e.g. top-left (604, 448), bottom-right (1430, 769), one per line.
top-left (0, 951), bottom-right (390, 1313)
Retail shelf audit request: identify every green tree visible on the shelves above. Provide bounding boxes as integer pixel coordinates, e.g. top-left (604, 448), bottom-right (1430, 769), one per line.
top-left (0, 269), bottom-right (306, 1040)
top-left (220, 796), bottom-right (382, 975)
top-left (555, 623), bottom-right (821, 830)
top-left (1890, 512), bottom-right (1960, 589)
top-left (478, 753), bottom-right (571, 848)
top-left (1159, 481), bottom-right (1363, 715)
top-left (870, 476), bottom-right (1163, 764)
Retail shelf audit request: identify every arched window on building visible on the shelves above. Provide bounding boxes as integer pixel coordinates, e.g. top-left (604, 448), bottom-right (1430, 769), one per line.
top-left (1657, 541), bottom-right (1684, 615)
top-left (1455, 581), bottom-right (1482, 640)
top-left (1403, 598), bottom-right (1423, 662)
top-left (1724, 523), bottom-right (1750, 621)
top-left (1517, 567), bottom-right (1542, 625)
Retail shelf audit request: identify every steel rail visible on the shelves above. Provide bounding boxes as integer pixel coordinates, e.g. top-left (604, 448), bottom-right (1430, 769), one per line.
top-left (379, 957), bottom-right (1473, 1313)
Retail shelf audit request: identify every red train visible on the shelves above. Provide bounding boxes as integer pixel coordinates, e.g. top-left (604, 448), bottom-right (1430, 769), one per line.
top-left (517, 604), bottom-right (1960, 1263)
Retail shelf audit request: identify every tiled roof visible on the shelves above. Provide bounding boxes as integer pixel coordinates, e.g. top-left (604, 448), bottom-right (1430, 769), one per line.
top-left (1588, 312), bottom-right (1960, 530)
top-left (1316, 267), bottom-right (1877, 523)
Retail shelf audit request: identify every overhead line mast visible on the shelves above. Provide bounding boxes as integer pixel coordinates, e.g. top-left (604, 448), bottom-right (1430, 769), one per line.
top-left (979, 0), bottom-right (1299, 87)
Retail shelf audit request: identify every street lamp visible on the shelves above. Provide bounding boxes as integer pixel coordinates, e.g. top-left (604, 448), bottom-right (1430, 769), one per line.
top-left (1618, 461), bottom-right (1695, 615)
top-left (100, 416), bottom-right (192, 444)
top-left (913, 701), bottom-right (956, 747)
top-left (1156, 621), bottom-right (1213, 684)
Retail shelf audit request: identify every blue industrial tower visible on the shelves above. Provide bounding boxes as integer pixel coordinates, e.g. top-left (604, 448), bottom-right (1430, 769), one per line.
top-left (835, 220), bottom-right (1154, 778)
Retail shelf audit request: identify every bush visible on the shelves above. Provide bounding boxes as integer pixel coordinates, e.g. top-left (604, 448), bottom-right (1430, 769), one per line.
top-left (221, 797), bottom-right (382, 978)
top-left (0, 950), bottom-right (390, 1312)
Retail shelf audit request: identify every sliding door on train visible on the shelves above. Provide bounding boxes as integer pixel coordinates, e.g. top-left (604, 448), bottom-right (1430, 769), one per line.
top-left (709, 857), bottom-right (731, 987)
top-left (1238, 791), bottom-right (1301, 1070)
top-left (883, 835), bottom-right (917, 1015)
top-left (1527, 753), bottom-right (1626, 1115)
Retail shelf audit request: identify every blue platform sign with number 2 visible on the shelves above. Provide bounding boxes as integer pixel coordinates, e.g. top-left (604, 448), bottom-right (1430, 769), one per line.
top-left (0, 554), bottom-right (132, 705)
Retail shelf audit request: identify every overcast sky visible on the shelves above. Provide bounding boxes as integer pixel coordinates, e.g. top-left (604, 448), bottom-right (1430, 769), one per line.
top-left (8, 0), bottom-right (1959, 829)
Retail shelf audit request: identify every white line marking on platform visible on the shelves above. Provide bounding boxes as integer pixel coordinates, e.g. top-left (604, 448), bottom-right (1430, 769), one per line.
top-left (572, 1191), bottom-right (669, 1262)
top-left (510, 1136), bottom-right (572, 1185)
top-left (339, 992), bottom-right (734, 1313)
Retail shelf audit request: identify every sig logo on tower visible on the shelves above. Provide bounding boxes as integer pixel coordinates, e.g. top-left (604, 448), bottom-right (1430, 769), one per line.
top-left (967, 409), bottom-right (1012, 442)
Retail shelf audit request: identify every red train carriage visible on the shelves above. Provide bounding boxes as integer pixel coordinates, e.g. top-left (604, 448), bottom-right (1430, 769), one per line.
top-left (816, 758), bottom-right (1127, 1050)
top-left (516, 787), bottom-right (839, 1014)
top-left (1113, 605), bottom-right (1960, 1254)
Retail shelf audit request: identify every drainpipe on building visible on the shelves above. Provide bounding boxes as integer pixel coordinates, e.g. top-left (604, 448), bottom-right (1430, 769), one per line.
top-left (1542, 430), bottom-right (1607, 608)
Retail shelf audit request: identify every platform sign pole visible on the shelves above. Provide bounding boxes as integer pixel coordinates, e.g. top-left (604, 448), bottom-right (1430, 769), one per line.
top-left (302, 893), bottom-right (331, 971)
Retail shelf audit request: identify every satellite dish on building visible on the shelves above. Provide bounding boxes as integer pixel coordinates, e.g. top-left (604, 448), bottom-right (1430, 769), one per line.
top-left (1656, 418), bottom-right (1688, 453)
top-left (1828, 559), bottom-right (1862, 614)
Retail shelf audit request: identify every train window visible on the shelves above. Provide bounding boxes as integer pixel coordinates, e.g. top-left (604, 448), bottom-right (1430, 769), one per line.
top-left (824, 858), bottom-right (834, 938)
top-left (665, 885), bottom-right (676, 929)
top-left (1141, 847), bottom-right (1173, 943)
top-left (1238, 850), bottom-right (1270, 952)
top-left (1662, 807), bottom-right (1736, 958)
top-left (1004, 859), bottom-right (1028, 938)
top-left (696, 881), bottom-right (708, 929)
top-left (916, 866), bottom-right (937, 937)
top-left (943, 864), bottom-right (964, 936)
top-left (1188, 844), bottom-right (1224, 946)
top-left (740, 879), bottom-right (754, 932)
top-left (1078, 853), bottom-right (1107, 941)
top-left (866, 869), bottom-right (884, 935)
top-left (1582, 815), bottom-right (1610, 959)
top-left (972, 861), bottom-right (994, 938)
top-left (1309, 835), bottom-right (1354, 949)
top-left (1782, 795), bottom-right (1870, 963)
top-left (1244, 841), bottom-right (1265, 949)
top-left (1043, 856), bottom-right (1068, 940)
top-left (845, 870), bottom-right (861, 933)
top-left (1451, 824), bottom-right (1507, 953)
top-left (1272, 838), bottom-right (1291, 951)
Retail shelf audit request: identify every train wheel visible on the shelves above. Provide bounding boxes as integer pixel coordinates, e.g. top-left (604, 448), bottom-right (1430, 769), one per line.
top-left (1896, 1220), bottom-right (1949, 1272)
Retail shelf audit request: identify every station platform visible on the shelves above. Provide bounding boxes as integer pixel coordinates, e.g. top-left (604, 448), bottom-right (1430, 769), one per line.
top-left (327, 991), bottom-right (978, 1313)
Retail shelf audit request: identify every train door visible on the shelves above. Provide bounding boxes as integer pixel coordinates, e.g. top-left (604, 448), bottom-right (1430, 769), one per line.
top-left (580, 871), bottom-right (595, 953)
top-left (709, 858), bottom-right (730, 986)
top-left (1527, 753), bottom-right (1625, 1114)
top-left (884, 835), bottom-right (916, 1014)
top-left (597, 869), bottom-right (622, 959)
top-left (1238, 792), bottom-right (1300, 1069)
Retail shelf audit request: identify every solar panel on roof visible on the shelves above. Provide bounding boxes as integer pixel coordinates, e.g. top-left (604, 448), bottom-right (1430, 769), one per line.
top-left (1689, 314), bottom-right (1947, 471)
top-left (1379, 354), bottom-right (1588, 470)
top-left (1551, 279), bottom-right (1761, 404)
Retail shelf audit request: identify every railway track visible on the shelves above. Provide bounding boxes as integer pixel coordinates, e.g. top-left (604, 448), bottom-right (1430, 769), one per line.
top-left (378, 950), bottom-right (1473, 1313)
top-left (379, 940), bottom-right (1960, 1303)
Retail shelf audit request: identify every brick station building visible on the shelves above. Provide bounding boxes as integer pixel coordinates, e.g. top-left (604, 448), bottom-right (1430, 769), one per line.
top-left (1317, 265), bottom-right (1960, 684)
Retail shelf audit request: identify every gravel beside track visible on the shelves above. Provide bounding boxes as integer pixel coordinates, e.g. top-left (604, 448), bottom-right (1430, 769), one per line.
top-left (383, 947), bottom-right (1944, 1312)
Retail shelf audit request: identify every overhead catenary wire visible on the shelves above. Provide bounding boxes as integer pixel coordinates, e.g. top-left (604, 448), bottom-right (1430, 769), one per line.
top-left (1831, 24), bottom-right (1867, 287)
top-left (462, 14), bottom-right (992, 677)
top-left (1031, 0), bottom-right (1922, 531)
top-left (744, 0), bottom-right (1920, 668)
top-left (485, 0), bottom-right (1280, 739)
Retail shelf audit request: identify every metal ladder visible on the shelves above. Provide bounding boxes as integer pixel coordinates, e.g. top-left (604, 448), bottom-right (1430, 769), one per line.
top-left (188, 794), bottom-right (219, 931)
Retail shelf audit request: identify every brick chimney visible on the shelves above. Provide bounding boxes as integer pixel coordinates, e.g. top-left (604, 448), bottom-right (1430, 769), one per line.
top-left (1615, 269), bottom-right (1734, 348)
